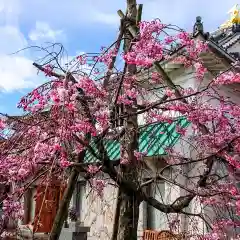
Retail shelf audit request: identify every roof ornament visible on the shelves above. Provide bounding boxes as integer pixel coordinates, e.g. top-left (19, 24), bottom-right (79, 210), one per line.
top-left (193, 16), bottom-right (204, 36)
top-left (220, 4), bottom-right (240, 29)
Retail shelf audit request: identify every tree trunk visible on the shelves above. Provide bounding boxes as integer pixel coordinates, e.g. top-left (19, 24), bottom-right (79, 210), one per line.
top-left (117, 191), bottom-right (140, 240)
top-left (116, 1), bottom-right (140, 240)
top-left (48, 168), bottom-right (79, 240)
top-left (48, 151), bottom-right (86, 240)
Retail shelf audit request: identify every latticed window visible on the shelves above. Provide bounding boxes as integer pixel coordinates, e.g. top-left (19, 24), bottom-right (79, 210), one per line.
top-left (110, 103), bottom-right (124, 128)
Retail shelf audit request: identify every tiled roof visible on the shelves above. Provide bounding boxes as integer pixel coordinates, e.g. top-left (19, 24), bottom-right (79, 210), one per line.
top-left (84, 117), bottom-right (189, 163)
top-left (210, 27), bottom-right (240, 50)
top-left (219, 33), bottom-right (240, 49)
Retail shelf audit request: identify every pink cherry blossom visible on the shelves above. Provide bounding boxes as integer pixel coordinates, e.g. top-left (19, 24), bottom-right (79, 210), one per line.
top-left (87, 165), bottom-right (100, 174)
top-left (91, 179), bottom-right (105, 198)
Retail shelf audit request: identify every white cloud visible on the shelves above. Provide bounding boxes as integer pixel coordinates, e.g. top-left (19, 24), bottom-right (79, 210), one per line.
top-left (0, 3), bottom-right (54, 92)
top-left (0, 55), bottom-right (40, 92)
top-left (29, 21), bottom-right (64, 42)
top-left (0, 25), bottom-right (27, 55)
top-left (0, 24), bottom-right (41, 92)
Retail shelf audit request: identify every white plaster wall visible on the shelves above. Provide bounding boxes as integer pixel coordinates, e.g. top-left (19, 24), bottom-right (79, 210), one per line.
top-left (149, 181), bottom-right (168, 230)
top-left (137, 67), bottom-right (197, 126)
top-left (79, 177), bottom-right (145, 240)
top-left (80, 181), bottom-right (117, 240)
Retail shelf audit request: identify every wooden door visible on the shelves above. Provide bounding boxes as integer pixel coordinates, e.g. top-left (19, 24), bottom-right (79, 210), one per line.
top-left (33, 185), bottom-right (60, 233)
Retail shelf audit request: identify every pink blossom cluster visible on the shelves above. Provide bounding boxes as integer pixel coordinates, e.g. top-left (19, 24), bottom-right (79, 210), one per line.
top-left (2, 199), bottom-right (23, 219)
top-left (95, 47), bottom-right (118, 67)
top-left (43, 64), bottom-right (54, 76)
top-left (147, 110), bottom-right (174, 124)
top-left (124, 20), bottom-right (166, 66)
top-left (0, 118), bottom-right (5, 130)
top-left (133, 150), bottom-right (147, 160)
top-left (150, 72), bottom-right (162, 84)
top-left (76, 54), bottom-right (87, 65)
top-left (117, 88), bottom-right (139, 105)
top-left (213, 71), bottom-right (240, 85)
top-left (87, 165), bottom-right (100, 174)
top-left (117, 75), bottom-right (140, 104)
top-left (124, 21), bottom-right (208, 70)
top-left (0, 155), bottom-right (32, 182)
top-left (91, 178), bottom-right (105, 198)
top-left (201, 220), bottom-right (240, 240)
top-left (76, 77), bottom-right (107, 99)
top-left (176, 125), bottom-right (187, 136)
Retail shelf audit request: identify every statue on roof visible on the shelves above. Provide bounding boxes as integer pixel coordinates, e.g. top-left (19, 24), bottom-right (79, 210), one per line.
top-left (220, 4), bottom-right (240, 29)
top-left (193, 16), bottom-right (204, 36)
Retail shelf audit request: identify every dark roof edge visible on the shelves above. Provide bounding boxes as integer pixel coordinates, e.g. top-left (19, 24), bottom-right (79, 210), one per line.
top-left (193, 32), bottom-right (236, 65)
top-left (207, 39), bottom-right (236, 64)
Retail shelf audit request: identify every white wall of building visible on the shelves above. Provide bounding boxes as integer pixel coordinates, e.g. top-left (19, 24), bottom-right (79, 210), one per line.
top-left (78, 177), bottom-right (145, 240)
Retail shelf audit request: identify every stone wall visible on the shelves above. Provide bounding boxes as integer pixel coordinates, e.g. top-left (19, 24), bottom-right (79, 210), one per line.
top-left (78, 180), bottom-right (145, 240)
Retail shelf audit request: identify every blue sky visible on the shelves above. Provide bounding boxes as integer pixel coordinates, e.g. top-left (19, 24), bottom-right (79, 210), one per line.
top-left (0, 0), bottom-right (238, 115)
